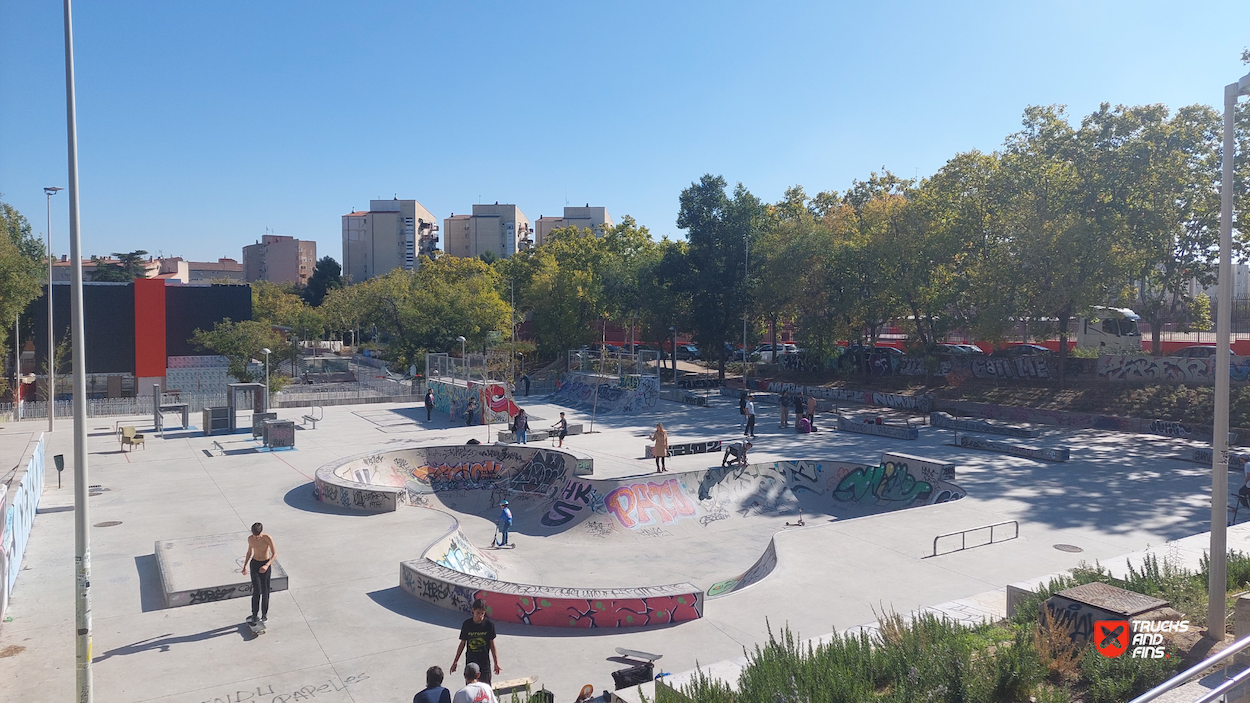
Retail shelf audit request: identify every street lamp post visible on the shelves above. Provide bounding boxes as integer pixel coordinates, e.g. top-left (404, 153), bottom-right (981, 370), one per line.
top-left (261, 348), bottom-right (271, 410)
top-left (743, 232), bottom-right (749, 380)
top-left (45, 186), bottom-right (62, 431)
top-left (1208, 70), bottom-right (1250, 639)
top-left (456, 336), bottom-right (467, 385)
top-left (670, 325), bottom-right (677, 386)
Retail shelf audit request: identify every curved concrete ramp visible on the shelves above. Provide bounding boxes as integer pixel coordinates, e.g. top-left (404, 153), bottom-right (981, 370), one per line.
top-left (316, 443), bottom-right (968, 627)
top-left (545, 372), bottom-right (659, 414)
top-left (400, 559), bottom-right (702, 628)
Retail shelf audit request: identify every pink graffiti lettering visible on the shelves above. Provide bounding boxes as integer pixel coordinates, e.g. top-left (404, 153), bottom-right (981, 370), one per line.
top-left (604, 479), bottom-right (697, 529)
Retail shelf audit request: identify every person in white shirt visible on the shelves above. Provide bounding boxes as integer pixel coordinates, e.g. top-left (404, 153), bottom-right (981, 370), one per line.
top-left (453, 663), bottom-right (497, 703)
top-left (743, 395), bottom-right (756, 438)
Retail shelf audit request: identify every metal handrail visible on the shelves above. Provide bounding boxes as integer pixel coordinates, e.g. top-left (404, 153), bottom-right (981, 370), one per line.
top-left (1128, 633), bottom-right (1250, 703)
top-left (930, 520), bottom-right (1019, 558)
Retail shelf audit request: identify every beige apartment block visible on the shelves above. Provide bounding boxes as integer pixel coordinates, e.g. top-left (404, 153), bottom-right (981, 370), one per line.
top-left (534, 205), bottom-right (613, 246)
top-left (341, 198), bottom-right (439, 282)
top-left (442, 203), bottom-right (533, 259)
top-left (243, 234), bottom-right (317, 285)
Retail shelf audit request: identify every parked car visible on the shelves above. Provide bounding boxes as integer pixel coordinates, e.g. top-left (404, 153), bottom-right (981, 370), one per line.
top-left (1171, 345), bottom-right (1217, 359)
top-left (992, 343), bottom-right (1053, 358)
top-left (752, 343), bottom-right (799, 362)
top-left (675, 344), bottom-right (700, 361)
top-left (938, 343), bottom-right (985, 356)
top-left (838, 344), bottom-right (904, 369)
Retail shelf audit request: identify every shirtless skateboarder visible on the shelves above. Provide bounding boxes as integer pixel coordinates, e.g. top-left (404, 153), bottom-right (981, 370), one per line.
top-left (241, 522), bottom-right (277, 625)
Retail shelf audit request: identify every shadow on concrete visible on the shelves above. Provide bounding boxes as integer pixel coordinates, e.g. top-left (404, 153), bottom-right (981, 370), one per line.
top-left (92, 624), bottom-right (244, 662)
top-left (135, 554), bottom-right (167, 612)
top-left (365, 586), bottom-right (464, 628)
top-left (282, 482), bottom-right (379, 517)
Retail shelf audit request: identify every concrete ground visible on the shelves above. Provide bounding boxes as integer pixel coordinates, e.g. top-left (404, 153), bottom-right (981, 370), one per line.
top-left (0, 390), bottom-right (1234, 702)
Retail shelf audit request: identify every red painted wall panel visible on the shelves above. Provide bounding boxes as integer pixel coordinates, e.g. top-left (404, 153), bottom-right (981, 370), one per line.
top-left (133, 278), bottom-right (167, 378)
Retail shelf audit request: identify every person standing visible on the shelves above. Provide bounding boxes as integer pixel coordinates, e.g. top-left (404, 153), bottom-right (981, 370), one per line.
top-left (451, 599), bottom-right (501, 685)
top-left (651, 423), bottom-right (669, 473)
top-left (553, 412), bottom-right (568, 448)
top-left (241, 523), bottom-right (276, 625)
top-left (425, 389), bottom-right (435, 422)
top-left (793, 393), bottom-right (805, 427)
top-left (453, 664), bottom-right (496, 703)
top-left (520, 373), bottom-right (530, 397)
top-left (414, 666), bottom-right (452, 703)
top-left (779, 389), bottom-right (790, 428)
top-left (513, 409), bottom-right (528, 444)
top-left (496, 501), bottom-right (513, 547)
top-left (465, 397), bottom-right (479, 426)
top-left (806, 394), bottom-right (817, 423)
top-left (738, 391), bottom-right (748, 431)
top-left (744, 395), bottom-right (756, 438)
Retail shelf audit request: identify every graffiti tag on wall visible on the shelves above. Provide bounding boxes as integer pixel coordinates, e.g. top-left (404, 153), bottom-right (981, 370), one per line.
top-left (604, 478), bottom-right (699, 529)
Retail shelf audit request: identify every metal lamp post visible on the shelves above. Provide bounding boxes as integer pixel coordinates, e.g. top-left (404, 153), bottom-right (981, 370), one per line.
top-left (261, 348), bottom-right (271, 410)
top-left (45, 186), bottom-right (62, 431)
top-left (670, 325), bottom-right (677, 385)
top-left (456, 336), bottom-right (466, 385)
top-left (1208, 70), bottom-right (1250, 639)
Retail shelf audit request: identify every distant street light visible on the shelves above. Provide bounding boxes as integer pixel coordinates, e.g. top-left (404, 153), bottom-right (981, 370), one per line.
top-left (261, 348), bottom-right (271, 409)
top-left (44, 186), bottom-right (62, 432)
top-left (670, 326), bottom-right (677, 386)
top-left (456, 336), bottom-right (467, 384)
top-left (1208, 69), bottom-right (1250, 639)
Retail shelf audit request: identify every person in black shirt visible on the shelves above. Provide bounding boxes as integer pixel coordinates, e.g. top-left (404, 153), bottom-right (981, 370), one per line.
top-left (451, 599), bottom-right (500, 685)
top-left (414, 665), bottom-right (451, 703)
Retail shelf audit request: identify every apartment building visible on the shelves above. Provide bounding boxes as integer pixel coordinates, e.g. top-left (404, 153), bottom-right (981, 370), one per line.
top-left (243, 235), bottom-right (317, 285)
top-left (442, 203), bottom-right (533, 259)
top-left (533, 205), bottom-right (613, 246)
top-left (341, 198), bottom-right (440, 282)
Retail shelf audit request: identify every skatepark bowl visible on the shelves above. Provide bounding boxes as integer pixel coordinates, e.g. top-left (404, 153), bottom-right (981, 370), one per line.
top-left (313, 443), bottom-right (967, 629)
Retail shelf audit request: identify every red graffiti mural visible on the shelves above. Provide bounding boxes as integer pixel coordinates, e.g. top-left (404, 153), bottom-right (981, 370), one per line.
top-left (477, 591), bottom-right (701, 628)
top-left (411, 461), bottom-right (504, 491)
top-left (485, 383), bottom-right (520, 418)
top-left (604, 478), bottom-right (698, 529)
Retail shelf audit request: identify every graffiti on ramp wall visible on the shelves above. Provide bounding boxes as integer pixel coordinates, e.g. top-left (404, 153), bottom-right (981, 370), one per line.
top-left (429, 380), bottom-right (518, 424)
top-left (546, 373), bottom-right (659, 414)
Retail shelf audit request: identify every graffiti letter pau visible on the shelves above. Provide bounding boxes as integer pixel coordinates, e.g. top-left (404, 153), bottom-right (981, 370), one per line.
top-left (604, 478), bottom-right (698, 529)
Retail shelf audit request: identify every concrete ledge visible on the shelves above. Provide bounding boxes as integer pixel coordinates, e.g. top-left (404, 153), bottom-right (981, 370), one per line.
top-left (659, 389), bottom-right (708, 406)
top-left (156, 533), bottom-right (288, 608)
top-left (930, 412), bottom-right (1039, 438)
top-left (400, 559), bottom-right (702, 628)
top-left (1187, 447), bottom-right (1249, 470)
top-left (645, 440), bottom-right (722, 460)
top-left (957, 435), bottom-right (1069, 462)
top-left (837, 416), bottom-right (919, 440)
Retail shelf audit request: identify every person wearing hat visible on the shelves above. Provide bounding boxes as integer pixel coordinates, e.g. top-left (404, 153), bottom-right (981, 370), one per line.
top-left (453, 662), bottom-right (496, 703)
top-left (496, 500), bottom-right (513, 547)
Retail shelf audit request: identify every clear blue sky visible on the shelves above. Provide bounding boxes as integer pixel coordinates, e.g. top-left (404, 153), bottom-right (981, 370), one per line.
top-left (1, 1), bottom-right (1246, 262)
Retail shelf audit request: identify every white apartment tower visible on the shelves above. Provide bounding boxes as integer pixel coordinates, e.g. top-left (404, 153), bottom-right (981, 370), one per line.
top-left (533, 205), bottom-right (614, 247)
top-left (443, 203), bottom-right (533, 259)
top-left (341, 198), bottom-right (439, 282)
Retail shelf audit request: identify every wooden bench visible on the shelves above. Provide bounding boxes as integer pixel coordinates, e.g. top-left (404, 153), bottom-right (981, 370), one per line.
top-left (492, 677), bottom-right (538, 697)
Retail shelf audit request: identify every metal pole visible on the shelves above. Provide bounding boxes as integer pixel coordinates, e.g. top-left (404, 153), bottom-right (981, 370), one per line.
top-left (46, 187), bottom-right (61, 431)
top-left (1209, 79), bottom-right (1240, 638)
top-left (13, 314), bottom-right (20, 421)
top-left (64, 0), bottom-right (93, 696)
top-left (264, 351), bottom-right (270, 409)
top-left (743, 233), bottom-right (749, 381)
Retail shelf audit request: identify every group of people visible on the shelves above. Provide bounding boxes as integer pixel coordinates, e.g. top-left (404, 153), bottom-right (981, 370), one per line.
top-left (778, 389), bottom-right (819, 433)
top-left (421, 389), bottom-right (570, 449)
top-left (415, 599), bottom-right (504, 703)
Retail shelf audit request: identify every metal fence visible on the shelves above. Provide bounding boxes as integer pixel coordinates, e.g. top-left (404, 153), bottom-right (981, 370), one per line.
top-left (567, 349), bottom-right (662, 377)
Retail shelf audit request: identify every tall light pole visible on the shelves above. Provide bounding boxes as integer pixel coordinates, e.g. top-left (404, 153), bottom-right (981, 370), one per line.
top-left (45, 186), bottom-right (62, 431)
top-left (742, 232), bottom-right (749, 379)
top-left (261, 348), bottom-right (271, 410)
top-left (456, 336), bottom-right (466, 385)
top-left (1209, 70), bottom-right (1250, 640)
top-left (62, 0), bottom-right (93, 697)
top-left (670, 325), bottom-right (677, 386)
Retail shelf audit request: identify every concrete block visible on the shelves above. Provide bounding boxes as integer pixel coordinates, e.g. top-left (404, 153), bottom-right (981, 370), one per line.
top-left (881, 452), bottom-right (954, 481)
top-left (1005, 584), bottom-right (1032, 619)
top-left (156, 533), bottom-right (288, 609)
top-left (958, 435), bottom-right (1069, 462)
top-left (1236, 595), bottom-right (1250, 666)
top-left (929, 411), bottom-right (1039, 438)
top-left (836, 416), bottom-right (918, 440)
top-left (645, 440), bottom-right (722, 460)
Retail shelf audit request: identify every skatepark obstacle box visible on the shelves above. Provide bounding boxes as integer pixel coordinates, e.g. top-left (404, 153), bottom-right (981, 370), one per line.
top-left (314, 443), bottom-right (968, 629)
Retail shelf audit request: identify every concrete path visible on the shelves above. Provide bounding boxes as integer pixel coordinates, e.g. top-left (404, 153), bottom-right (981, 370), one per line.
top-left (0, 392), bottom-right (1232, 702)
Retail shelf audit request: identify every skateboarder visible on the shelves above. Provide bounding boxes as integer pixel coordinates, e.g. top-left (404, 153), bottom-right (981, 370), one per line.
top-left (241, 522), bottom-right (276, 626)
top-left (451, 599), bottom-right (501, 685)
top-left (425, 389), bottom-right (435, 422)
top-left (414, 666), bottom-right (451, 703)
top-left (551, 412), bottom-right (568, 448)
top-left (721, 440), bottom-right (752, 468)
top-left (453, 663), bottom-right (496, 703)
top-left (513, 409), bottom-right (528, 444)
top-left (496, 501), bottom-right (513, 547)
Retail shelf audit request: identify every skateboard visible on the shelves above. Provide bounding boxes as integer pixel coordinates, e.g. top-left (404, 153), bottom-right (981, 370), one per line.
top-left (615, 647), bottom-right (662, 662)
top-left (247, 618), bottom-right (266, 637)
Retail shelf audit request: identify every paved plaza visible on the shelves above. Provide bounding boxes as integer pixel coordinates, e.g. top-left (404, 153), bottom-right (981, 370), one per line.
top-left (0, 391), bottom-right (1236, 702)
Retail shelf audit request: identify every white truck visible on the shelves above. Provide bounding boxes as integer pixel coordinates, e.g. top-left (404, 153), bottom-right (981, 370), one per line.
top-left (1075, 306), bottom-right (1142, 355)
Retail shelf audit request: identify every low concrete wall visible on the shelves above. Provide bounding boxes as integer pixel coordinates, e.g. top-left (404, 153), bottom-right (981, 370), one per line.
top-left (936, 399), bottom-right (1241, 444)
top-left (400, 558), bottom-right (702, 628)
top-left (659, 389), bottom-right (708, 406)
top-left (1188, 448), bottom-right (1248, 470)
top-left (929, 411), bottom-right (1039, 438)
top-left (0, 434), bottom-right (44, 627)
top-left (958, 435), bottom-right (1070, 462)
top-left (743, 380), bottom-right (933, 413)
top-left (646, 440), bottom-right (722, 460)
top-left (837, 416), bottom-right (919, 440)
top-left (882, 452), bottom-right (954, 482)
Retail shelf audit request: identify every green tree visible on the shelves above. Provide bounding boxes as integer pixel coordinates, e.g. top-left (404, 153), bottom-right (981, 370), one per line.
top-left (0, 197), bottom-right (44, 393)
top-left (667, 174), bottom-right (766, 379)
top-left (191, 319), bottom-right (284, 383)
top-left (90, 250), bottom-right (149, 281)
top-left (302, 256), bottom-right (343, 307)
top-left (504, 227), bottom-right (607, 356)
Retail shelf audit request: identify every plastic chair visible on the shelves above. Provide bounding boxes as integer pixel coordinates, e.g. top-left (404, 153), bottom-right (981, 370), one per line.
top-left (120, 426), bottom-right (145, 451)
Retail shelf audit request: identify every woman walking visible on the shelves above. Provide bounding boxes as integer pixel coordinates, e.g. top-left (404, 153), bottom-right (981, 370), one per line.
top-left (651, 423), bottom-right (669, 473)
